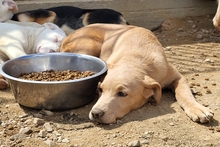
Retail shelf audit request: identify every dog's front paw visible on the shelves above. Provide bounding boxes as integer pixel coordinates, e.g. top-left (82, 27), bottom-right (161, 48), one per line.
top-left (0, 75), bottom-right (8, 89)
top-left (184, 103), bottom-right (214, 123)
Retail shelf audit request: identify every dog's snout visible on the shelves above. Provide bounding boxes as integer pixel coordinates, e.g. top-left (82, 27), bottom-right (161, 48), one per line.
top-left (91, 108), bottom-right (105, 119)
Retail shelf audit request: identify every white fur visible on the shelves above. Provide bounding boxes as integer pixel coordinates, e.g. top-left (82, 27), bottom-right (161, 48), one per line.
top-left (35, 23), bottom-right (67, 53)
top-left (0, 0), bottom-right (18, 22)
top-left (0, 21), bottom-right (66, 64)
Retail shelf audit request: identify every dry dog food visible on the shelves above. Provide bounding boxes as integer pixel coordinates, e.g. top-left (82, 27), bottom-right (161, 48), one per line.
top-left (19, 69), bottom-right (95, 81)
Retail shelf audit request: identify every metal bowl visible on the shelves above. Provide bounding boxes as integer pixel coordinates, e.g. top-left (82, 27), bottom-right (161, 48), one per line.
top-left (0, 53), bottom-right (107, 110)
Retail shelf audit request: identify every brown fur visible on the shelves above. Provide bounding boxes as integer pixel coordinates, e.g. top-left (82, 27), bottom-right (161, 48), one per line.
top-left (18, 11), bottom-right (56, 24)
top-left (60, 24), bottom-right (214, 124)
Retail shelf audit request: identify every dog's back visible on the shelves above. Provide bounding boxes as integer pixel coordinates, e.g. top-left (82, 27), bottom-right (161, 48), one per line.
top-left (12, 6), bottom-right (128, 34)
top-left (60, 24), bottom-right (133, 58)
top-left (61, 23), bottom-right (170, 85)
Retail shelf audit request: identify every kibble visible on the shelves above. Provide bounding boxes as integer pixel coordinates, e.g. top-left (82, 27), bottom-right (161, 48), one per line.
top-left (19, 69), bottom-right (95, 81)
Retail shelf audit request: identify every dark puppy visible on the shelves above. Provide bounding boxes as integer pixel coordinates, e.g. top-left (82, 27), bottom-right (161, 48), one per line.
top-left (12, 6), bottom-right (128, 35)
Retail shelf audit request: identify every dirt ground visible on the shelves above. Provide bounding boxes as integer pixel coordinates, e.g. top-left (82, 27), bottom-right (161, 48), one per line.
top-left (1, 15), bottom-right (220, 147)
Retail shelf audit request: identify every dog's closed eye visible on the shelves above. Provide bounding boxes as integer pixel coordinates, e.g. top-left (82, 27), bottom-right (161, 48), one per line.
top-left (117, 91), bottom-right (127, 97)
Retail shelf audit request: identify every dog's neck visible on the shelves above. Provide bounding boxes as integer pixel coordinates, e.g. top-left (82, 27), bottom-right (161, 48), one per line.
top-left (16, 25), bottom-right (47, 54)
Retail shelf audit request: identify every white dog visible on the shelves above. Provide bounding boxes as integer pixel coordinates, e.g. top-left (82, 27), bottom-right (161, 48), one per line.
top-left (0, 0), bottom-right (18, 22)
top-left (0, 21), bottom-right (66, 62)
top-left (0, 21), bottom-right (66, 89)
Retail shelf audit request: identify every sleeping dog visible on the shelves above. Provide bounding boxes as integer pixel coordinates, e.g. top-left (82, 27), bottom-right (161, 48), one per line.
top-left (60, 24), bottom-right (214, 124)
top-left (12, 6), bottom-right (129, 35)
top-left (0, 21), bottom-right (66, 89)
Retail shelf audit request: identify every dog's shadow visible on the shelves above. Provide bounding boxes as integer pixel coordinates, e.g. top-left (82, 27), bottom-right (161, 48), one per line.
top-left (118, 90), bottom-right (177, 123)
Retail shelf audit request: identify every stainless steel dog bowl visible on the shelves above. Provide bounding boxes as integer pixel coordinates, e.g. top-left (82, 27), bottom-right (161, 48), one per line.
top-left (0, 53), bottom-right (107, 110)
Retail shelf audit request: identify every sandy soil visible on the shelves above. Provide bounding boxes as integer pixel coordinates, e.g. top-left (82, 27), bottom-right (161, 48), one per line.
top-left (0, 15), bottom-right (220, 147)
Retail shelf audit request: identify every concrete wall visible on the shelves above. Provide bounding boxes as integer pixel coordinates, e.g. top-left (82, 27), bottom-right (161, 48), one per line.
top-left (14, 0), bottom-right (217, 29)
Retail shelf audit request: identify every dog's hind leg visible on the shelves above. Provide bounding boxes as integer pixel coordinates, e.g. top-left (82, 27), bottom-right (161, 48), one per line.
top-left (0, 43), bottom-right (27, 60)
top-left (12, 10), bottom-right (56, 24)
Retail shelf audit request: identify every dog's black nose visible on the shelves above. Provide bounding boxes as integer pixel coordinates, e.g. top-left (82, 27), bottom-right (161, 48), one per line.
top-left (91, 108), bottom-right (105, 119)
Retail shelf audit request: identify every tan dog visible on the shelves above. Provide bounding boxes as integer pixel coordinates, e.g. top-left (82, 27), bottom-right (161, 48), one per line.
top-left (61, 24), bottom-right (214, 124)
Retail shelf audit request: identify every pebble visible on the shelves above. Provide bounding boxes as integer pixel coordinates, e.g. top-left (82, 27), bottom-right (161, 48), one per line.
top-left (191, 77), bottom-right (195, 80)
top-left (196, 34), bottom-right (203, 39)
top-left (160, 135), bottom-right (169, 141)
top-left (40, 109), bottom-right (54, 116)
top-left (187, 20), bottom-right (193, 23)
top-left (140, 140), bottom-right (149, 144)
top-left (57, 136), bottom-right (63, 142)
top-left (165, 46), bottom-right (172, 51)
top-left (33, 113), bottom-right (43, 118)
top-left (38, 130), bottom-right (46, 138)
top-left (201, 29), bottom-right (209, 33)
top-left (189, 82), bottom-right (196, 86)
top-left (62, 138), bottom-right (70, 143)
top-left (211, 82), bottom-right (216, 86)
top-left (45, 139), bottom-right (56, 147)
top-left (194, 73), bottom-right (199, 76)
top-left (10, 133), bottom-right (27, 141)
top-left (169, 122), bottom-right (175, 126)
top-left (216, 128), bottom-right (220, 132)
top-left (19, 114), bottom-right (29, 118)
top-left (19, 127), bottom-right (32, 134)
top-left (128, 140), bottom-right (141, 147)
top-left (203, 86), bottom-right (208, 89)
top-left (191, 88), bottom-right (199, 94)
top-left (205, 78), bottom-right (209, 81)
top-left (191, 24), bottom-right (196, 28)
top-left (204, 58), bottom-right (215, 63)
top-left (44, 122), bottom-right (53, 133)
top-left (33, 118), bottom-right (45, 125)
top-left (205, 89), bottom-right (212, 94)
top-left (53, 130), bottom-right (61, 136)
top-left (142, 131), bottom-right (152, 139)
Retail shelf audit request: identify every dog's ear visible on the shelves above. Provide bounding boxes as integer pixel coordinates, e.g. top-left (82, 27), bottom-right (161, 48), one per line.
top-left (4, 0), bottom-right (18, 13)
top-left (142, 75), bottom-right (162, 105)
